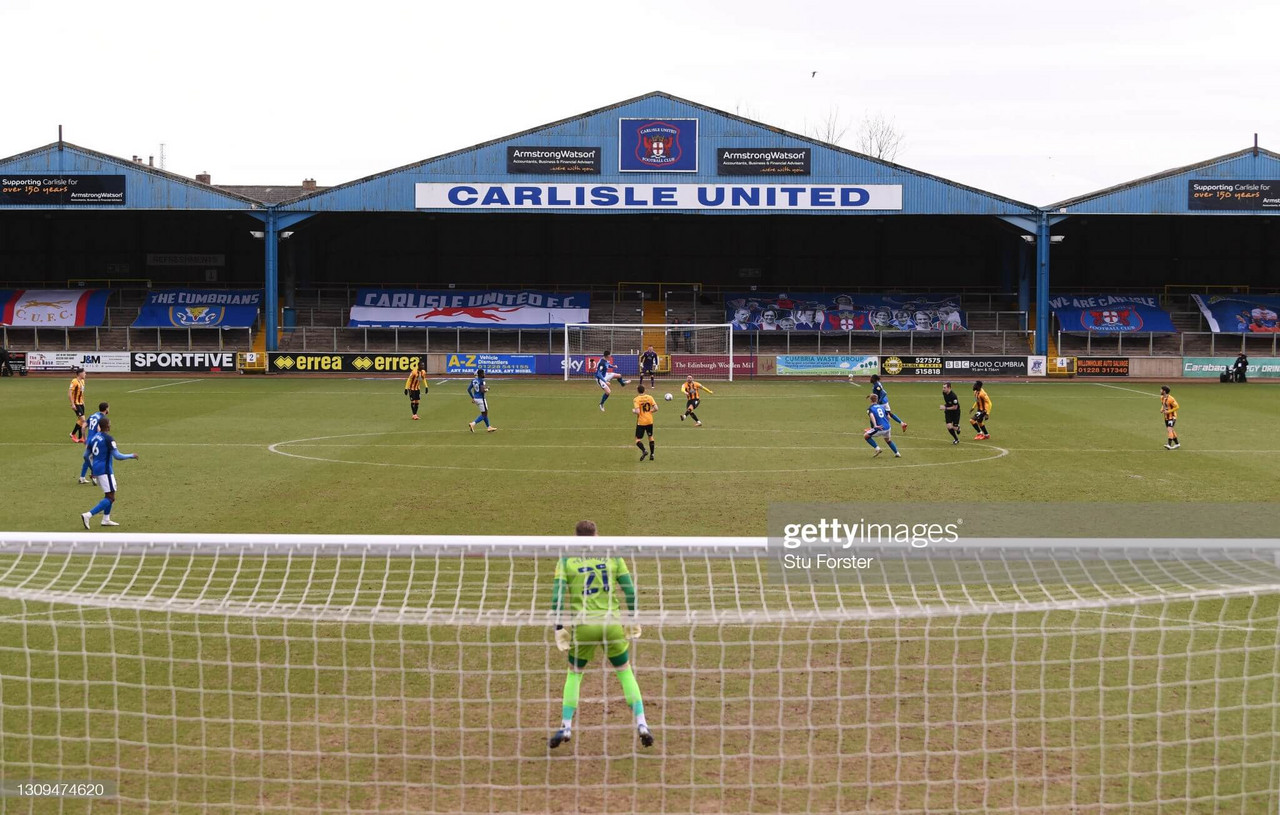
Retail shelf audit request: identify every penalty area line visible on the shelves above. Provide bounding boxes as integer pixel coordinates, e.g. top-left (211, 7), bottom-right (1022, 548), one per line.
top-left (1091, 382), bottom-right (1158, 398)
top-left (128, 379), bottom-right (199, 393)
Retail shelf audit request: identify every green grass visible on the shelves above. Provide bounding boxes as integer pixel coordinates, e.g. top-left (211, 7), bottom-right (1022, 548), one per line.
top-left (0, 376), bottom-right (1277, 534)
top-left (0, 376), bottom-right (1277, 813)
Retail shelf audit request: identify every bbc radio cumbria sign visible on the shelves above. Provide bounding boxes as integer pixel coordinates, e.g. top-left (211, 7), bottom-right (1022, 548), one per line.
top-left (415, 183), bottom-right (903, 211)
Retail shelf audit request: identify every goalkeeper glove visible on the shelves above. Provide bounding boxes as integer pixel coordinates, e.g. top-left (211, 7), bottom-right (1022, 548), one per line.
top-left (554, 627), bottom-right (571, 652)
top-left (404, 389), bottom-right (408, 395)
top-left (627, 624), bottom-right (643, 640)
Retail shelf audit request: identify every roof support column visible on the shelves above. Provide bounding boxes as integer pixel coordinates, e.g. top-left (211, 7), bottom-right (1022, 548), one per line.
top-left (250, 210), bottom-right (314, 353)
top-left (1035, 212), bottom-right (1051, 356)
top-left (264, 209), bottom-right (279, 352)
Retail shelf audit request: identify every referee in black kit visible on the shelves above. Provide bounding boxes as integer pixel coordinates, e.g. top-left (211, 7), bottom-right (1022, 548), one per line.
top-left (940, 382), bottom-right (961, 444)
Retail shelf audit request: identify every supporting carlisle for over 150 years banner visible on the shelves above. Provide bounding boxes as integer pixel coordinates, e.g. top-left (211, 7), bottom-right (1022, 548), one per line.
top-left (348, 289), bottom-right (590, 329)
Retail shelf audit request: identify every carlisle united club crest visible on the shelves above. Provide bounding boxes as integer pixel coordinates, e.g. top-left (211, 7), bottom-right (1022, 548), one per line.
top-left (1084, 308), bottom-right (1141, 332)
top-left (172, 306), bottom-right (224, 326)
top-left (634, 121), bottom-right (683, 168)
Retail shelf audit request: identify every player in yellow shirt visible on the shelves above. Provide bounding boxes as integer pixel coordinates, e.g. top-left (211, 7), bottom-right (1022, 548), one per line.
top-left (1160, 385), bottom-right (1180, 450)
top-left (679, 375), bottom-right (714, 426)
top-left (969, 380), bottom-right (992, 440)
top-left (68, 367), bottom-right (87, 442)
top-left (632, 384), bottom-right (658, 461)
top-left (548, 519), bottom-right (652, 750)
top-left (403, 364), bottom-right (428, 420)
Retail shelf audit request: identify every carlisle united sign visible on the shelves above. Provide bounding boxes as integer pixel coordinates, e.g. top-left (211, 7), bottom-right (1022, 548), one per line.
top-left (414, 183), bottom-right (903, 211)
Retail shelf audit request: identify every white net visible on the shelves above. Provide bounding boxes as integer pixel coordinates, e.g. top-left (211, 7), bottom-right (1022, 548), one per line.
top-left (0, 533), bottom-right (1277, 814)
top-left (562, 323), bottom-right (734, 380)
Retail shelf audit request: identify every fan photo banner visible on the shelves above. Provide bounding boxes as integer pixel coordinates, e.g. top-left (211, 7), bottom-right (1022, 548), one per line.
top-left (348, 289), bottom-right (591, 328)
top-left (724, 292), bottom-right (966, 331)
top-left (132, 289), bottom-right (263, 328)
top-left (0, 289), bottom-right (111, 327)
top-left (1049, 294), bottom-right (1177, 333)
top-left (1191, 294), bottom-right (1280, 333)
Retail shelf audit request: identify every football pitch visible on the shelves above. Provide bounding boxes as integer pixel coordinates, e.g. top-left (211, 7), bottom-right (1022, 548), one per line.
top-left (1, 376), bottom-right (1276, 534)
top-left (0, 376), bottom-right (1277, 814)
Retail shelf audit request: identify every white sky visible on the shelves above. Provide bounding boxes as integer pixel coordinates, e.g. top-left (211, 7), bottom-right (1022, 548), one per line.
top-left (3, 0), bottom-right (1275, 205)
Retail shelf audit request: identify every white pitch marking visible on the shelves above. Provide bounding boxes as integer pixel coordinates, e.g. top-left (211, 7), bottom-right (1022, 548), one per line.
top-left (127, 379), bottom-right (199, 393)
top-left (1091, 382), bottom-right (1158, 398)
top-left (266, 432), bottom-right (1008, 475)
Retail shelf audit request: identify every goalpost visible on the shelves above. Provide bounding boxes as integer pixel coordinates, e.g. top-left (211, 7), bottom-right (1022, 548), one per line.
top-left (563, 323), bottom-right (735, 381)
top-left (0, 533), bottom-right (1277, 814)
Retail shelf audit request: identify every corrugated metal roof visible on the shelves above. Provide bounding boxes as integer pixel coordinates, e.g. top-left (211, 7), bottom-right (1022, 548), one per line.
top-left (216, 185), bottom-right (329, 205)
top-left (0, 142), bottom-right (263, 209)
top-left (1048, 146), bottom-right (1280, 214)
top-left (278, 91), bottom-right (1036, 215)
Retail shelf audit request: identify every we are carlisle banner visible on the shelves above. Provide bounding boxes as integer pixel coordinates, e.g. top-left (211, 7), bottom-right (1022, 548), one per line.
top-left (349, 289), bottom-right (591, 329)
top-left (1191, 294), bottom-right (1280, 334)
top-left (132, 289), bottom-right (262, 328)
top-left (0, 289), bottom-right (111, 326)
top-left (1050, 294), bottom-right (1177, 333)
top-left (724, 292), bottom-right (966, 331)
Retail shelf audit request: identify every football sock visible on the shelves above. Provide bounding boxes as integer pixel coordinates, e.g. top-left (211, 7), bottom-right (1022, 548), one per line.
top-left (561, 671), bottom-right (583, 729)
top-left (648, 440), bottom-right (654, 456)
top-left (411, 402), bottom-right (418, 416)
top-left (89, 498), bottom-right (112, 517)
top-left (615, 666), bottom-right (646, 725)
top-left (80, 460), bottom-right (90, 478)
top-left (636, 441), bottom-right (645, 452)
top-left (600, 393), bottom-right (609, 406)
top-left (948, 428), bottom-right (958, 440)
top-left (864, 436), bottom-right (878, 449)
top-left (891, 413), bottom-right (903, 424)
top-left (482, 415), bottom-right (490, 428)
top-left (980, 424), bottom-right (988, 435)
top-left (689, 412), bottom-right (698, 422)
top-left (887, 440), bottom-right (900, 454)
top-left (72, 423), bottom-right (81, 439)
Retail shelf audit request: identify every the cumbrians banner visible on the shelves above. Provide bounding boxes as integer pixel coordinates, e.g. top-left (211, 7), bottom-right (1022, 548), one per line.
top-left (133, 289), bottom-right (263, 328)
top-left (1191, 294), bottom-right (1280, 333)
top-left (0, 289), bottom-right (111, 326)
top-left (725, 292), bottom-right (965, 332)
top-left (348, 289), bottom-right (590, 328)
top-left (1049, 294), bottom-right (1177, 333)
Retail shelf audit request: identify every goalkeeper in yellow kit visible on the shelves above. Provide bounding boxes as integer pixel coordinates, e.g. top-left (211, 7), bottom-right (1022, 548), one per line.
top-left (548, 519), bottom-right (653, 750)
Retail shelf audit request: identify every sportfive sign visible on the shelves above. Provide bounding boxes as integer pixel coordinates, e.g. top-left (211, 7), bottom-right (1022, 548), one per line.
top-left (131, 352), bottom-right (236, 372)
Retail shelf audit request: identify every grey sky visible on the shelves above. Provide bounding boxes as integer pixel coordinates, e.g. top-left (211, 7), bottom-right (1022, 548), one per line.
top-left (3, 0), bottom-right (1274, 205)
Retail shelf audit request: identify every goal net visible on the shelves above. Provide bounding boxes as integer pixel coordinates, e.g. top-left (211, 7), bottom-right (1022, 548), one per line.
top-left (0, 533), bottom-right (1277, 814)
top-left (563, 323), bottom-right (735, 381)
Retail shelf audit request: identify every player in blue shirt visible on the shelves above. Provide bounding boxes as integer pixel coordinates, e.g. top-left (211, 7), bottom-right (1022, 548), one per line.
top-left (596, 352), bottom-right (629, 412)
top-left (80, 417), bottom-right (139, 528)
top-left (868, 374), bottom-right (907, 431)
top-left (467, 369), bottom-right (496, 433)
top-left (864, 394), bottom-right (901, 458)
top-left (78, 401), bottom-right (109, 484)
